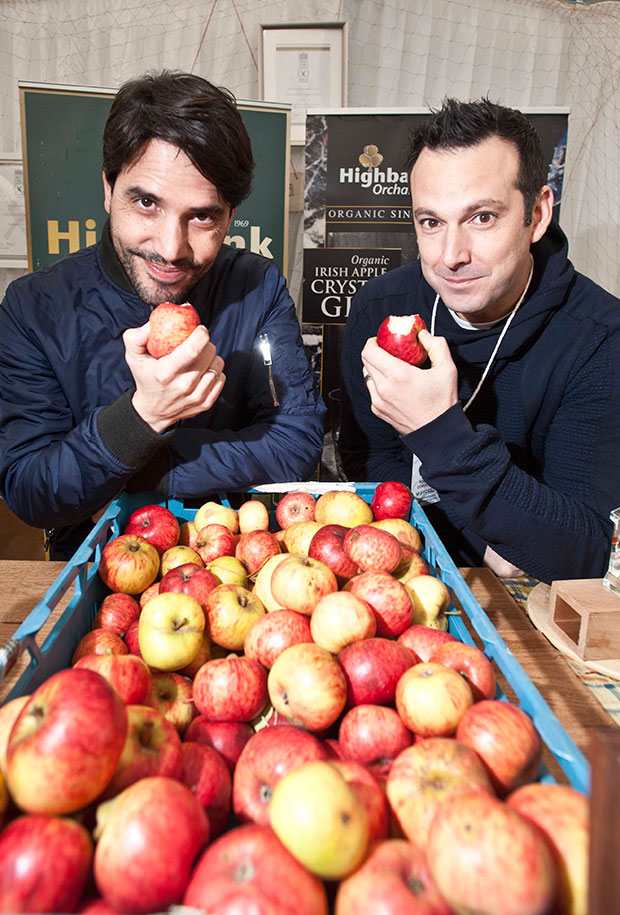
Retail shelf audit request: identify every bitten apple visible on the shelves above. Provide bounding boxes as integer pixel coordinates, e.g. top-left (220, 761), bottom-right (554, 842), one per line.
top-left (376, 313), bottom-right (428, 366)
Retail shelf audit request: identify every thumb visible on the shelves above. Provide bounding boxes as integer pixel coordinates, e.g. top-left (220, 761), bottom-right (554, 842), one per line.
top-left (123, 322), bottom-right (151, 355)
top-left (419, 329), bottom-right (452, 367)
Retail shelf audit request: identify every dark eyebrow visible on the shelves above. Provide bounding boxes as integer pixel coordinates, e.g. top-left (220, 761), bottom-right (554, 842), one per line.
top-left (414, 198), bottom-right (507, 220)
top-left (126, 185), bottom-right (227, 217)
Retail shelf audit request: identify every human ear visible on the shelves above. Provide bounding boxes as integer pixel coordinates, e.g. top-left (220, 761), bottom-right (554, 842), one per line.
top-left (102, 171), bottom-right (112, 214)
top-left (529, 185), bottom-right (554, 243)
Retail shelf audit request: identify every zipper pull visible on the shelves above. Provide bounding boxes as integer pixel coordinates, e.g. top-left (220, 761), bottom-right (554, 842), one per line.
top-left (259, 333), bottom-right (280, 407)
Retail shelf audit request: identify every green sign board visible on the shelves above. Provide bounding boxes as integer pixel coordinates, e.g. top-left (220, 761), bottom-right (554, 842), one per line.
top-left (20, 84), bottom-right (290, 275)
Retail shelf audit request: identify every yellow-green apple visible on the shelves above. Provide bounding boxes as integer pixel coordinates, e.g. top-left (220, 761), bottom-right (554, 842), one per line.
top-left (310, 591), bottom-right (376, 654)
top-left (238, 499), bottom-right (270, 533)
top-left (386, 737), bottom-right (495, 848)
top-left (370, 480), bottom-right (414, 521)
top-left (74, 653), bottom-right (152, 705)
top-left (233, 725), bottom-right (330, 825)
top-left (275, 491), bottom-right (317, 529)
top-left (235, 529), bottom-right (281, 574)
top-left (396, 662), bottom-right (474, 737)
top-left (147, 670), bottom-right (196, 735)
top-left (270, 555), bottom-right (338, 615)
top-left (71, 628), bottom-right (128, 665)
top-left (0, 696), bottom-right (29, 776)
top-left (339, 704), bottom-right (412, 777)
top-left (185, 717), bottom-right (254, 773)
top-left (268, 643), bottom-right (347, 731)
top-left (123, 503), bottom-right (180, 555)
top-left (344, 524), bottom-right (402, 573)
top-left (377, 313), bottom-right (428, 366)
top-left (507, 782), bottom-right (589, 915)
top-left (99, 533), bottom-right (160, 594)
top-left (348, 570), bottom-right (413, 637)
top-left (404, 575), bottom-right (451, 627)
top-left (395, 549), bottom-right (430, 582)
top-left (427, 792), bottom-right (557, 915)
top-left (244, 608), bottom-right (312, 668)
top-left (159, 561), bottom-right (219, 613)
top-left (0, 814), bottom-right (93, 914)
top-left (6, 668), bottom-right (127, 815)
top-left (206, 583), bottom-right (266, 651)
top-left (139, 580), bottom-right (161, 609)
top-left (456, 699), bottom-right (543, 796)
top-left (177, 628), bottom-right (212, 678)
top-left (180, 741), bottom-right (232, 838)
top-left (335, 837), bottom-right (451, 915)
top-left (371, 517), bottom-right (422, 552)
top-left (103, 704), bottom-right (183, 798)
top-left (179, 519), bottom-right (199, 549)
top-left (138, 591), bottom-right (205, 671)
top-left (397, 624), bottom-right (457, 662)
top-left (251, 552), bottom-right (289, 611)
top-left (183, 822), bottom-right (328, 915)
top-left (160, 544), bottom-right (204, 577)
top-left (315, 490), bottom-right (373, 527)
top-left (332, 759), bottom-right (390, 842)
top-left (94, 775), bottom-right (208, 913)
top-left (146, 300), bottom-right (201, 357)
top-left (194, 501), bottom-right (239, 535)
top-left (93, 592), bottom-right (140, 636)
top-left (308, 523), bottom-right (358, 583)
top-left (194, 522), bottom-right (237, 563)
top-left (270, 759), bottom-right (370, 879)
top-left (282, 520), bottom-right (323, 555)
top-left (338, 637), bottom-right (416, 707)
top-left (193, 656), bottom-right (268, 722)
top-left (429, 641), bottom-right (497, 701)
top-left (206, 554), bottom-right (249, 587)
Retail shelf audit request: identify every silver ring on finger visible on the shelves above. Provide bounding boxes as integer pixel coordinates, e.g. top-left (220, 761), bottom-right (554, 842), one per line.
top-left (363, 371), bottom-right (372, 385)
top-left (205, 367), bottom-right (221, 379)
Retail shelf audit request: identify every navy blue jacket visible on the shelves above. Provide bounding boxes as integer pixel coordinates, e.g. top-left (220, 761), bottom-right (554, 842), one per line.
top-left (0, 228), bottom-right (325, 556)
top-left (340, 222), bottom-right (620, 582)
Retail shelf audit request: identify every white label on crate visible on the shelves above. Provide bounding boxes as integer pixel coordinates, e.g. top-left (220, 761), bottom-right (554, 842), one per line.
top-left (411, 455), bottom-right (440, 505)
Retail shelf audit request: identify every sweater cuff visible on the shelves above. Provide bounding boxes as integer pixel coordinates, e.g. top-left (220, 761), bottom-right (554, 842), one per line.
top-left (96, 389), bottom-right (168, 468)
top-left (401, 403), bottom-right (474, 461)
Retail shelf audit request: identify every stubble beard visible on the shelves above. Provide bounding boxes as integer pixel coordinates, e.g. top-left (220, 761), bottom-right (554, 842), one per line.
top-left (112, 233), bottom-right (208, 307)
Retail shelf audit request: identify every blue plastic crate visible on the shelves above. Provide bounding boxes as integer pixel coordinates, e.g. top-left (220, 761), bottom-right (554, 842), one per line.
top-left (0, 485), bottom-right (589, 794)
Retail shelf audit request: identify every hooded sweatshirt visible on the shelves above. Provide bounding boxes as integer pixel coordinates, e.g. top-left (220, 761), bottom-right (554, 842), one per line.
top-left (340, 221), bottom-right (620, 582)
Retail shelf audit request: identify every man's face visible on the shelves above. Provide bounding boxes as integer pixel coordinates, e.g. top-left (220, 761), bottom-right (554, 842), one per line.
top-left (103, 139), bottom-right (233, 306)
top-left (410, 136), bottom-right (552, 323)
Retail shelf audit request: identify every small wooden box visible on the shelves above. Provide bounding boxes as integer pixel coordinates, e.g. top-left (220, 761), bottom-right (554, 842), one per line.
top-left (548, 578), bottom-right (620, 661)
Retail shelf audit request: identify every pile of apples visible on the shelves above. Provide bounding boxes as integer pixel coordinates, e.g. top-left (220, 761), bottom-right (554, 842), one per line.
top-left (0, 484), bottom-right (589, 915)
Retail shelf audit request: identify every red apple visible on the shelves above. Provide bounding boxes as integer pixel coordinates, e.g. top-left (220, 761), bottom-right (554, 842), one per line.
top-left (123, 503), bottom-right (180, 555)
top-left (233, 725), bottom-right (329, 825)
top-left (124, 618), bottom-right (142, 655)
top-left (206, 583), bottom-right (266, 651)
top-left (93, 592), bottom-right (140, 636)
top-left (180, 741), bottom-right (232, 838)
top-left (71, 628), bottom-right (128, 665)
top-left (98, 533), bottom-right (160, 594)
top-left (139, 580), bottom-right (161, 609)
top-left (343, 524), bottom-right (402, 573)
top-left (194, 523), bottom-right (237, 563)
top-left (339, 704), bottom-right (412, 776)
top-left (275, 491), bottom-right (317, 529)
top-left (0, 696), bottom-right (29, 776)
top-left (179, 519), bottom-right (199, 549)
top-left (338, 637), bottom-right (416, 707)
top-left (185, 717), bottom-right (254, 773)
top-left (429, 640), bottom-right (497, 702)
top-left (397, 624), bottom-right (457, 662)
top-left (268, 643), bottom-right (347, 731)
top-left (308, 523), bottom-right (359, 582)
top-left (74, 653), bottom-right (152, 705)
top-left (103, 704), bottom-right (183, 798)
top-left (335, 837), bottom-right (451, 915)
top-left (147, 671), bottom-right (197, 735)
top-left (77, 897), bottom-right (119, 913)
top-left (244, 608), bottom-right (313, 668)
top-left (235, 529), bottom-right (281, 574)
top-left (386, 737), bottom-right (495, 848)
top-left (177, 628), bottom-right (212, 679)
top-left (310, 591), bottom-right (376, 654)
top-left (94, 775), bottom-right (208, 913)
top-left (377, 313), bottom-right (428, 366)
top-left (332, 759), bottom-right (390, 842)
top-left (396, 662), bottom-right (474, 737)
top-left (456, 699), bottom-right (543, 796)
top-left (395, 548), bottom-right (430, 582)
top-left (370, 480), bottom-right (414, 521)
top-left (427, 792), bottom-right (557, 915)
top-left (193, 656), bottom-right (268, 722)
top-left (159, 561), bottom-right (219, 612)
top-left (183, 822), bottom-right (328, 914)
top-left (270, 555), bottom-right (338, 615)
top-left (347, 570), bottom-right (413, 637)
top-left (146, 300), bottom-right (201, 358)
top-left (6, 667), bottom-right (127, 815)
top-left (0, 814), bottom-right (93, 914)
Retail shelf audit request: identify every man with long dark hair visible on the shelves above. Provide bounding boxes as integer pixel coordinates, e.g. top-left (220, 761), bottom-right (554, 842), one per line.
top-left (340, 98), bottom-right (620, 583)
top-left (0, 71), bottom-right (325, 558)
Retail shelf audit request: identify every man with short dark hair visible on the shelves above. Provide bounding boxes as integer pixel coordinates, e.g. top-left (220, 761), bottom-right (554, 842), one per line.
top-left (0, 71), bottom-right (325, 558)
top-left (340, 97), bottom-right (620, 583)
